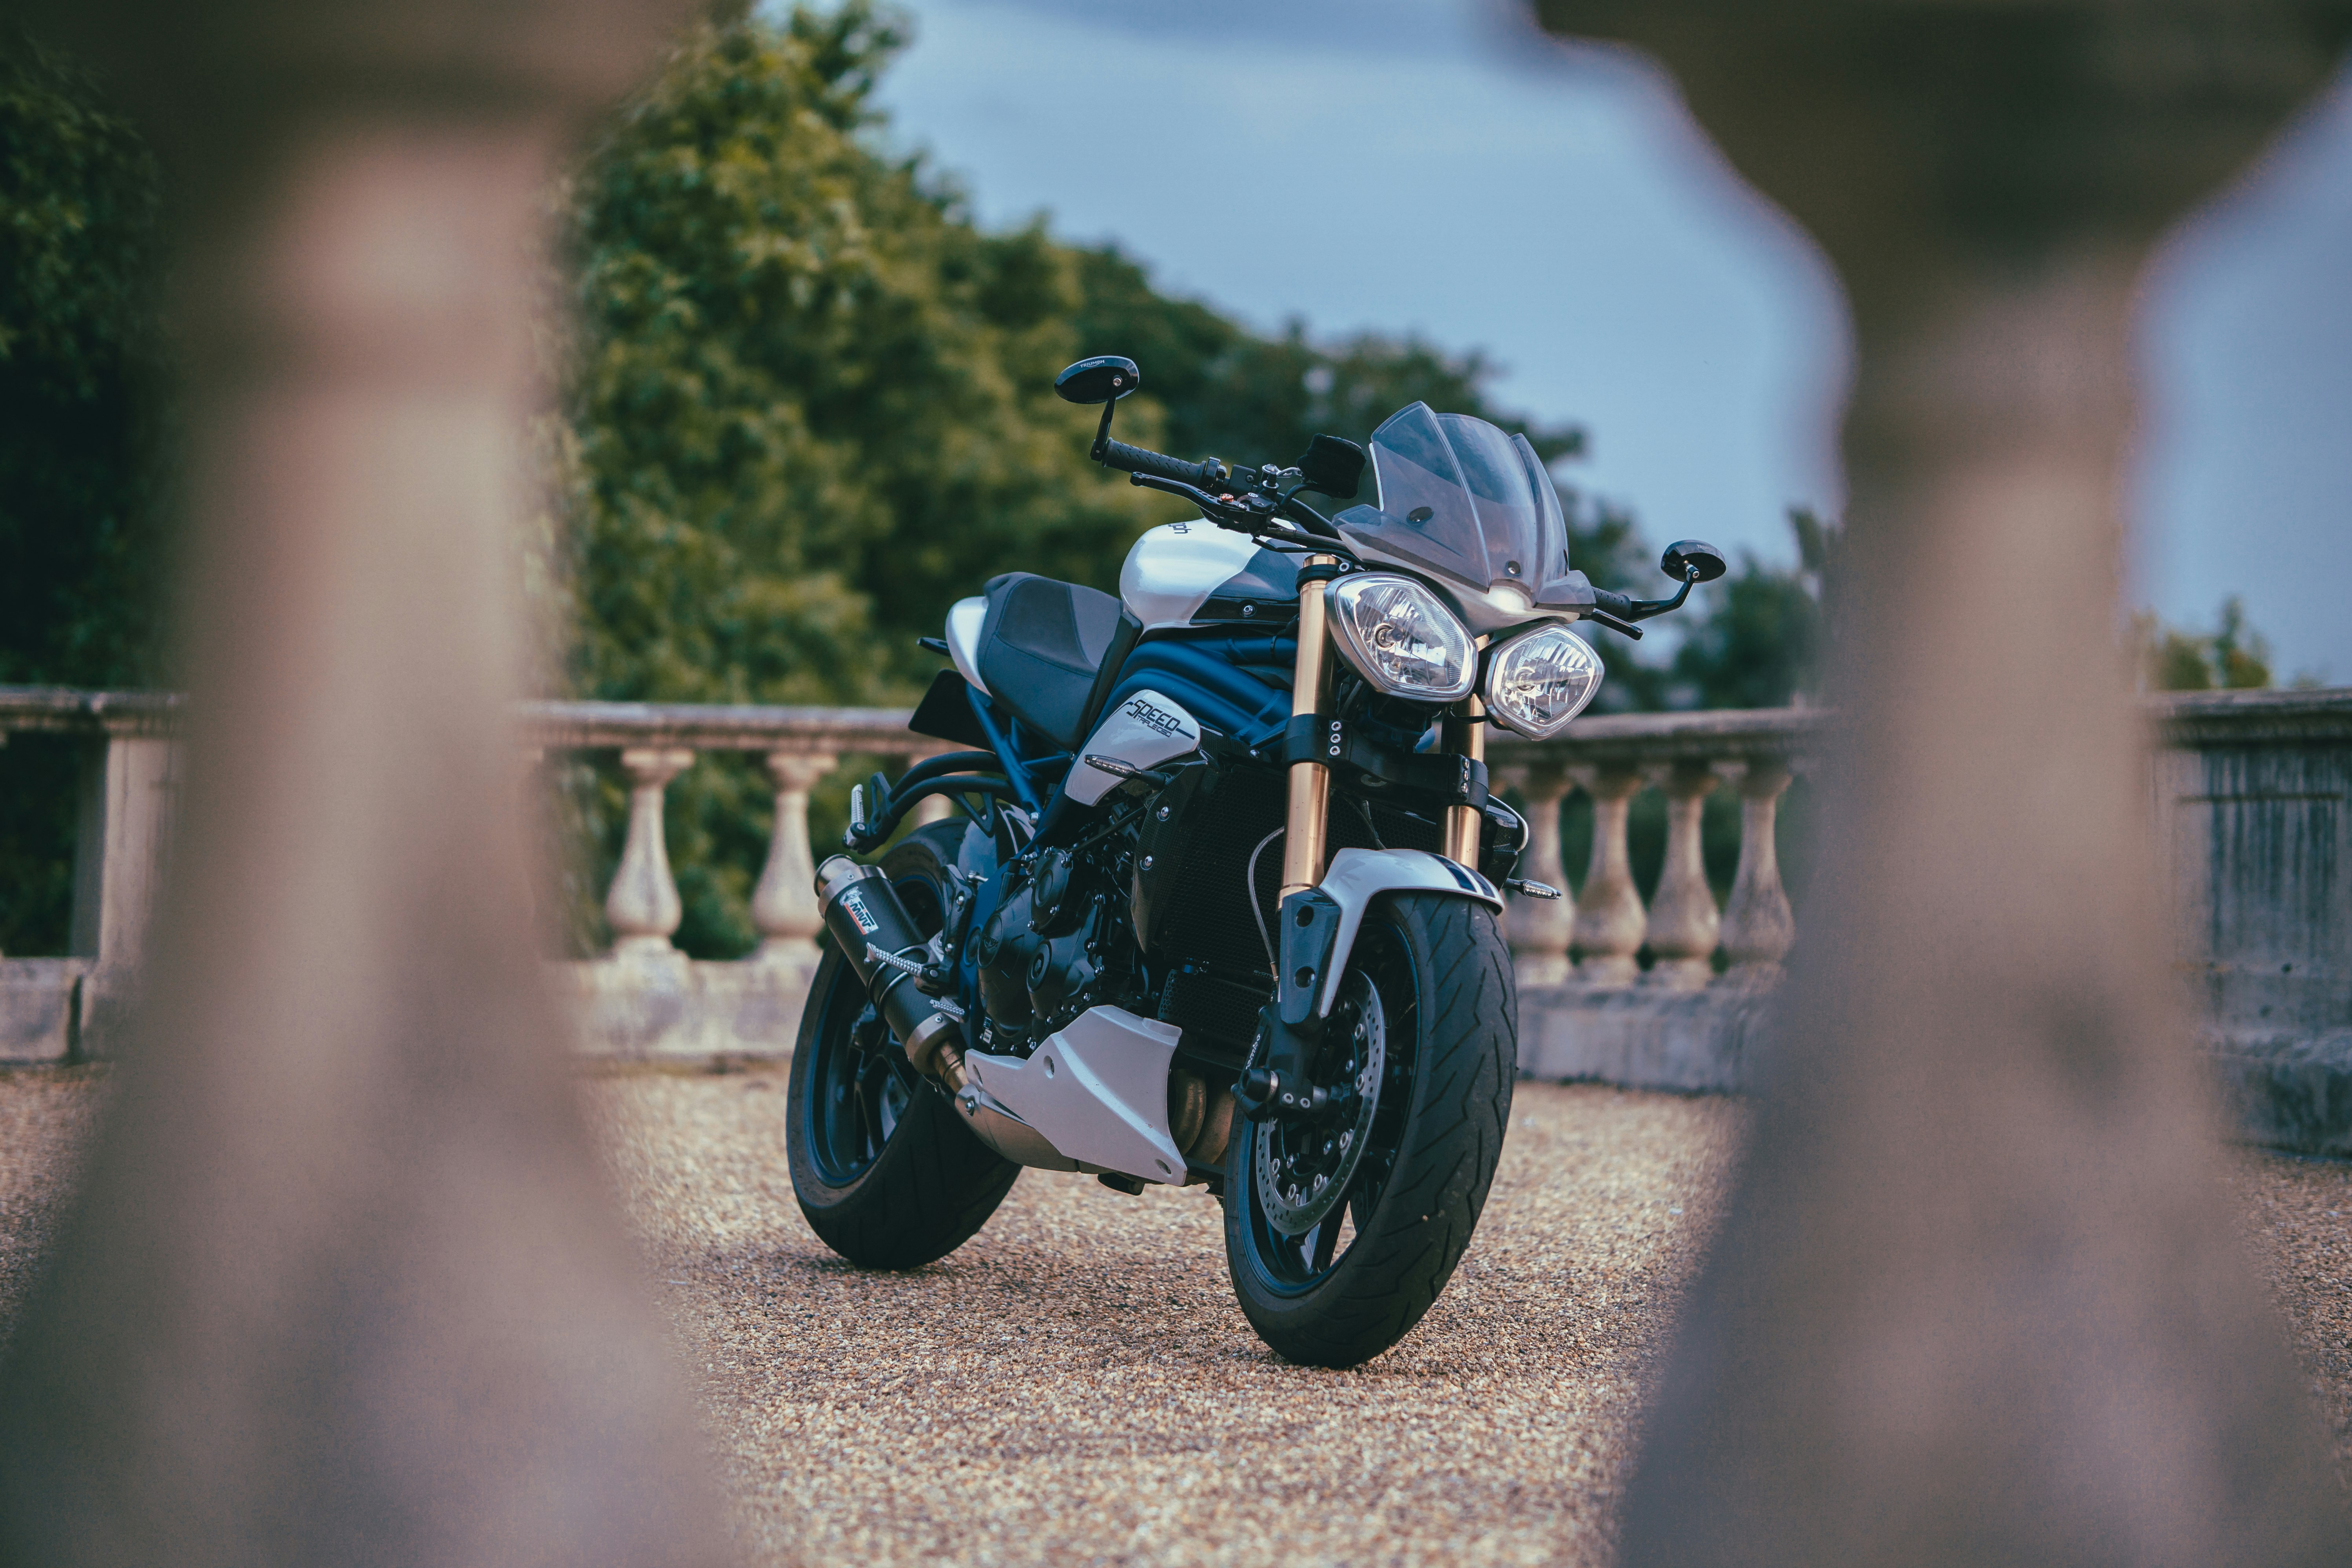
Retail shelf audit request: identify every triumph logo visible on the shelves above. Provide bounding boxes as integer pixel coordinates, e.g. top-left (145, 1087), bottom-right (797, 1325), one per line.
top-left (1122, 697), bottom-right (1187, 739)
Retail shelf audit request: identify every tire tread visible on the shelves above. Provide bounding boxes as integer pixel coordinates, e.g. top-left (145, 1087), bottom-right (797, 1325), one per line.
top-left (1225, 892), bottom-right (1516, 1366)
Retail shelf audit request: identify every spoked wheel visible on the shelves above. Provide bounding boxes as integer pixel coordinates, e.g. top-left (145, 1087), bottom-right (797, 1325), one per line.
top-left (787, 822), bottom-right (1018, 1269)
top-left (1224, 891), bottom-right (1517, 1367)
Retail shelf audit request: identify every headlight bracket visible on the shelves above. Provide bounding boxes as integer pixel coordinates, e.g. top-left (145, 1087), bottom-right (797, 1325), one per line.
top-left (1271, 714), bottom-right (1490, 813)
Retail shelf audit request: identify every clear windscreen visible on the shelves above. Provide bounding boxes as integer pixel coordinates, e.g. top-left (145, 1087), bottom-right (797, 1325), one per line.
top-left (1337, 403), bottom-right (1584, 607)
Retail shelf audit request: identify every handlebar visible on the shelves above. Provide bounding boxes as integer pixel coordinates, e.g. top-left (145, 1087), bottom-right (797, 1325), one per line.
top-left (1094, 437), bottom-right (1230, 492)
top-left (1126, 472), bottom-right (1346, 554)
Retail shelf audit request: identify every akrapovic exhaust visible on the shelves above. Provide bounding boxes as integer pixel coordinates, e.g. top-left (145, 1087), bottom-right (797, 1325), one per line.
top-left (814, 855), bottom-right (965, 1086)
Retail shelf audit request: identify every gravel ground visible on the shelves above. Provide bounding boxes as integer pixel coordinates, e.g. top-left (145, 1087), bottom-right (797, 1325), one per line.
top-left (587, 1074), bottom-right (1742, 1568)
top-left (2, 1065), bottom-right (2347, 1565)
top-left (0, 1065), bottom-right (106, 1359)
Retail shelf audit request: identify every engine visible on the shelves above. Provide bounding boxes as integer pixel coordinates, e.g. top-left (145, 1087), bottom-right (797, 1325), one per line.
top-left (971, 841), bottom-right (1140, 1049)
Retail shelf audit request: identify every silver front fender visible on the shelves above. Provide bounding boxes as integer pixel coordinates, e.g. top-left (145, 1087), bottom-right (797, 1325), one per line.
top-left (1314, 847), bottom-right (1504, 1017)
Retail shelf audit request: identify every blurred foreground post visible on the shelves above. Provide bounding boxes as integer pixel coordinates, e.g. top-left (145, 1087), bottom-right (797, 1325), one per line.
top-left (0, 4), bottom-right (721, 1564)
top-left (1532, 2), bottom-right (2352, 1561)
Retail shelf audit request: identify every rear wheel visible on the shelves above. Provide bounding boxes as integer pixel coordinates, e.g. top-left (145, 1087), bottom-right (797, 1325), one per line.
top-left (1223, 892), bottom-right (1516, 1367)
top-left (786, 822), bottom-right (1018, 1269)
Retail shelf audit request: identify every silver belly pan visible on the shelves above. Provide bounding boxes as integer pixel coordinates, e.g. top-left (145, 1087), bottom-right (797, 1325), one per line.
top-left (958, 1006), bottom-right (1187, 1183)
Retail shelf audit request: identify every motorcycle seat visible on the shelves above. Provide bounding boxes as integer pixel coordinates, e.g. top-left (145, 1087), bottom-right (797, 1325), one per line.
top-left (976, 572), bottom-right (1126, 750)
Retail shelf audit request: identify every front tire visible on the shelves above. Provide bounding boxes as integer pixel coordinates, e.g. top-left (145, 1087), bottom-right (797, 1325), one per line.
top-left (1224, 892), bottom-right (1516, 1367)
top-left (786, 822), bottom-right (1018, 1269)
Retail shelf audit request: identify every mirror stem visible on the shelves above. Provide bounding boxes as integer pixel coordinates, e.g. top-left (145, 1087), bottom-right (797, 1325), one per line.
top-left (1090, 399), bottom-right (1117, 461)
top-left (1624, 567), bottom-right (1700, 622)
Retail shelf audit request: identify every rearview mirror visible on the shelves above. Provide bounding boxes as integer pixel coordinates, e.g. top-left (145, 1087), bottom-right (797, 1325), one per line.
top-left (1295, 434), bottom-right (1366, 501)
top-left (1054, 356), bottom-right (1140, 405)
top-left (1661, 540), bottom-right (1727, 583)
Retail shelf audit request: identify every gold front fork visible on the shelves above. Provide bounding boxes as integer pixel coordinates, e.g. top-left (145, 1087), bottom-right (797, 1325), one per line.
top-left (1441, 695), bottom-right (1486, 869)
top-left (1279, 556), bottom-right (1338, 899)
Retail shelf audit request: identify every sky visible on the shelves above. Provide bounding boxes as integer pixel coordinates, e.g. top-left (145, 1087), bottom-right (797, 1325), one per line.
top-left (866, 0), bottom-right (2352, 682)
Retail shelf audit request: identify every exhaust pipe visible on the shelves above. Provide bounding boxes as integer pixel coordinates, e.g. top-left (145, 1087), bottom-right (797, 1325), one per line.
top-left (816, 855), bottom-right (1070, 1174)
top-left (814, 855), bottom-right (966, 1087)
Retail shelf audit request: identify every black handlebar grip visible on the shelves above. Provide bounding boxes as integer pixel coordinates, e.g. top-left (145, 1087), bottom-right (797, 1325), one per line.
top-left (1097, 437), bottom-right (1229, 491)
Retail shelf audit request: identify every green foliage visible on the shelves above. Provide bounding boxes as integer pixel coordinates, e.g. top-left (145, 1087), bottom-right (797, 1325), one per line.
top-left (0, 5), bottom-right (1873, 965)
top-left (563, 2), bottom-right (1160, 717)
top-left (0, 32), bottom-right (167, 955)
top-left (555, 3), bottom-right (1650, 954)
top-left (562, 3), bottom-right (1163, 953)
top-left (1067, 244), bottom-right (1585, 482)
top-left (0, 31), bottom-right (168, 691)
top-left (1659, 507), bottom-right (1835, 712)
top-left (2135, 597), bottom-right (2273, 692)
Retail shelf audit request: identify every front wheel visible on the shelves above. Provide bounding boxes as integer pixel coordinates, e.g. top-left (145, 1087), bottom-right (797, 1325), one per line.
top-left (1223, 891), bottom-right (1516, 1367)
top-left (786, 821), bottom-right (1018, 1269)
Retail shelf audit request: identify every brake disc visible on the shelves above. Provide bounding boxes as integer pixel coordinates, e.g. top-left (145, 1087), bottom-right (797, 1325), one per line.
top-left (1254, 972), bottom-right (1386, 1238)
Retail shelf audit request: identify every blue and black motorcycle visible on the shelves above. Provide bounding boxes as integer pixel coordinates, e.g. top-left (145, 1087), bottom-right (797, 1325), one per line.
top-left (789, 356), bottom-right (1722, 1366)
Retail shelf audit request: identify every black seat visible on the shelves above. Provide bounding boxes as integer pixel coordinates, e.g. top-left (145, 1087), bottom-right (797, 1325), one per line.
top-left (976, 573), bottom-right (1125, 750)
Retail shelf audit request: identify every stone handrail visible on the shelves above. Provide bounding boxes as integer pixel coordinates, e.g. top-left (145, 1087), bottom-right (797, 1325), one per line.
top-left (2149, 686), bottom-right (2352, 746)
top-left (10, 686), bottom-right (2350, 1123)
top-left (511, 702), bottom-right (946, 968)
top-left (0, 686), bottom-right (183, 737)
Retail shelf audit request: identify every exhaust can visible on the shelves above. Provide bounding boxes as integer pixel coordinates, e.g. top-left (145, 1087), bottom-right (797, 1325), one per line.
top-left (814, 855), bottom-right (965, 1081)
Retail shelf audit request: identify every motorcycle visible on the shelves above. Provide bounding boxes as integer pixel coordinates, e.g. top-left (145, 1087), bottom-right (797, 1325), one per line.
top-left (787, 355), bottom-right (1724, 1367)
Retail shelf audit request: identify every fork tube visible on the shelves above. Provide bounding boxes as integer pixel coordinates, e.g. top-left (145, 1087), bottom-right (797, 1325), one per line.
top-left (1279, 557), bottom-right (1338, 898)
top-left (1441, 696), bottom-right (1486, 868)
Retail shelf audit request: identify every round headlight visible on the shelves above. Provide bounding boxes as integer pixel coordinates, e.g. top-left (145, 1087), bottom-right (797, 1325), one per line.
top-left (1327, 574), bottom-right (1477, 703)
top-left (1484, 623), bottom-right (1605, 738)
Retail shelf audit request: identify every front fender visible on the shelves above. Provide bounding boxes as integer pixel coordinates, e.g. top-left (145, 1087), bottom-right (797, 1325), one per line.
top-left (1314, 847), bottom-right (1504, 1017)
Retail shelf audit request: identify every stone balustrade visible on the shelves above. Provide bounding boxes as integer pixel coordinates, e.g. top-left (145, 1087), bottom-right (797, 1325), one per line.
top-left (511, 702), bottom-right (946, 1058)
top-left (518, 699), bottom-right (938, 972)
top-left (1490, 707), bottom-right (1826, 992)
top-left (1486, 708), bottom-right (1826, 1093)
top-left (6, 684), bottom-right (2349, 1152)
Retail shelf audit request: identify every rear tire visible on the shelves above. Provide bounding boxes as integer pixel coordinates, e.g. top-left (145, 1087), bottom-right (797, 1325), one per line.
top-left (1223, 892), bottom-right (1516, 1367)
top-left (786, 822), bottom-right (1018, 1269)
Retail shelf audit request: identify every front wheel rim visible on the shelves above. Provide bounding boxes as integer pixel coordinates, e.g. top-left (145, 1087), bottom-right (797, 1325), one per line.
top-left (1234, 913), bottom-right (1421, 1294)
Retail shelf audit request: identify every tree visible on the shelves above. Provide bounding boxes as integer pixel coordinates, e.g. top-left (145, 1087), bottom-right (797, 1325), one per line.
top-left (2134, 597), bottom-right (2274, 692)
top-left (0, 31), bottom-right (168, 954)
top-left (559, 3), bottom-right (1178, 952)
top-left (1660, 506), bottom-right (1836, 711)
top-left (1067, 243), bottom-right (1586, 483)
top-left (563, 2), bottom-right (1161, 713)
top-left (555, 3), bottom-right (1646, 953)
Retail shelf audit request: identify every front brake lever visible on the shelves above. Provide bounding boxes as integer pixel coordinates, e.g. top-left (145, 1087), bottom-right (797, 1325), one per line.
top-left (1129, 472), bottom-right (1253, 528)
top-left (1583, 607), bottom-right (1643, 640)
top-left (1129, 474), bottom-right (1342, 555)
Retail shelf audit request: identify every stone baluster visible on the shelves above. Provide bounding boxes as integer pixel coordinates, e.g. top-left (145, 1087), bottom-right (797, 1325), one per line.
top-left (1641, 761), bottom-right (1722, 989)
top-left (1570, 765), bottom-right (1646, 986)
top-left (604, 747), bottom-right (693, 957)
top-left (750, 750), bottom-right (838, 966)
top-left (1501, 764), bottom-right (1577, 985)
top-left (68, 731), bottom-right (181, 972)
top-left (1718, 759), bottom-right (1796, 987)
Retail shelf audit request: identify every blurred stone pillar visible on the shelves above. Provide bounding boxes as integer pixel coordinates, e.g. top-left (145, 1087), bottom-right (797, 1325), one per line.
top-left (0, 4), bottom-right (720, 1566)
top-left (1530, 2), bottom-right (2352, 1562)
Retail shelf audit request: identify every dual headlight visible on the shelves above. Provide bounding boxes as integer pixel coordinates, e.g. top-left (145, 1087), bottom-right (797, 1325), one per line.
top-left (1481, 622), bottom-right (1606, 739)
top-left (1327, 574), bottom-right (1605, 740)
